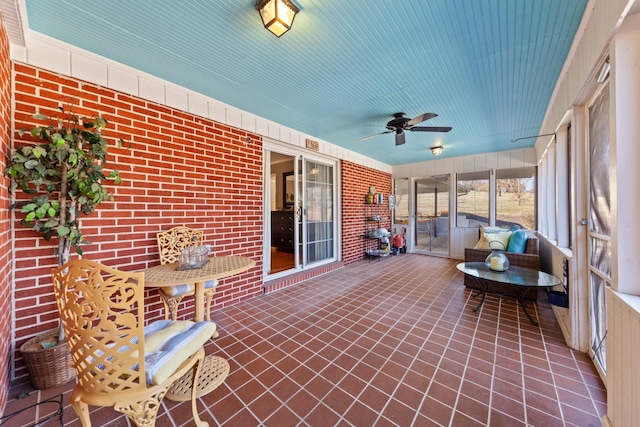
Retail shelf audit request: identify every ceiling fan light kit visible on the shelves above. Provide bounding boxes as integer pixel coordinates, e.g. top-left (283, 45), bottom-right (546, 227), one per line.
top-left (358, 112), bottom-right (452, 146)
top-left (255, 0), bottom-right (299, 37)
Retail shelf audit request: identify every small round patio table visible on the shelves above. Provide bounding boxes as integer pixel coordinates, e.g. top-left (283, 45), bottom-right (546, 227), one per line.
top-left (141, 255), bottom-right (255, 322)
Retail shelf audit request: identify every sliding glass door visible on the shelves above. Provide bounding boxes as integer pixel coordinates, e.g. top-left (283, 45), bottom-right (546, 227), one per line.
top-left (266, 148), bottom-right (336, 276)
top-left (414, 176), bottom-right (449, 255)
top-left (303, 160), bottom-right (334, 265)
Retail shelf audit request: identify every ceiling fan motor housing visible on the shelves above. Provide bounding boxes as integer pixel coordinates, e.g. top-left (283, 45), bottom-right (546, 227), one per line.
top-left (356, 111), bottom-right (450, 145)
top-left (386, 112), bottom-right (410, 130)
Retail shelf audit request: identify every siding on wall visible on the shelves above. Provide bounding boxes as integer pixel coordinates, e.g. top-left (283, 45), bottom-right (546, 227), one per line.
top-left (10, 64), bottom-right (266, 382)
top-left (0, 16), bottom-right (12, 410)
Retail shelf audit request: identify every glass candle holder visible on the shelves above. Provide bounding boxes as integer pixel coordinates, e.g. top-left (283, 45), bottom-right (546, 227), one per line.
top-left (485, 241), bottom-right (510, 272)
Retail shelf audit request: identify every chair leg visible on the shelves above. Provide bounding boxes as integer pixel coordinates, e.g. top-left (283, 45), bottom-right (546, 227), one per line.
top-left (70, 390), bottom-right (92, 427)
top-left (190, 353), bottom-right (208, 427)
top-left (114, 388), bottom-right (168, 427)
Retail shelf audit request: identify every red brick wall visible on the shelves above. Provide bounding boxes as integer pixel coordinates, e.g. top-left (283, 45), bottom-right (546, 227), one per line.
top-left (341, 160), bottom-right (391, 264)
top-left (7, 63), bottom-right (392, 385)
top-left (11, 64), bottom-right (265, 381)
top-left (0, 16), bottom-right (12, 408)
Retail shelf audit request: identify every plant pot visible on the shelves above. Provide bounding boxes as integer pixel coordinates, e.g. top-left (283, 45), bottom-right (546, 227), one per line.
top-left (19, 329), bottom-right (75, 389)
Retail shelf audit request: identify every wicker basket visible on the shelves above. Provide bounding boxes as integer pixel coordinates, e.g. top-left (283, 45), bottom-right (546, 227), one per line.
top-left (19, 329), bottom-right (75, 389)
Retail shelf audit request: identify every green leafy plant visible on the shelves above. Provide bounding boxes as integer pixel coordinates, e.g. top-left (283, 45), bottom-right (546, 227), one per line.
top-left (4, 106), bottom-right (123, 267)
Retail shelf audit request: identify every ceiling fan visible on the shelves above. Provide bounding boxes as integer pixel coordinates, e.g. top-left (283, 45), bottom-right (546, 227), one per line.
top-left (357, 112), bottom-right (452, 146)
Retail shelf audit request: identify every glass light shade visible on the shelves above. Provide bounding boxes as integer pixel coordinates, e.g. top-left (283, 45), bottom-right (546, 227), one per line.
top-left (430, 146), bottom-right (443, 156)
top-left (256, 0), bottom-right (299, 37)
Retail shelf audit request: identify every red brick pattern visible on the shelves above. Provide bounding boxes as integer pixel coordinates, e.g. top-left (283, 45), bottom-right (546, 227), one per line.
top-left (5, 62), bottom-right (392, 387)
top-left (341, 160), bottom-right (392, 264)
top-left (0, 17), bottom-right (12, 408)
top-left (10, 64), bottom-right (265, 381)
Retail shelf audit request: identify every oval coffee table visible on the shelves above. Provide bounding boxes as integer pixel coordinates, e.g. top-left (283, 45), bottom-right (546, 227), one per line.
top-left (457, 262), bottom-right (561, 325)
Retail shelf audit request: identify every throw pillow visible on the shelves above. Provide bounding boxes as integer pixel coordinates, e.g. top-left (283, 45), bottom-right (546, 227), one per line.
top-left (474, 230), bottom-right (512, 250)
top-left (479, 225), bottom-right (510, 238)
top-left (506, 229), bottom-right (528, 253)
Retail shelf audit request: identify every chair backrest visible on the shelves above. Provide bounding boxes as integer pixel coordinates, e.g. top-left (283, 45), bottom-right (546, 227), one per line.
top-left (157, 226), bottom-right (204, 265)
top-left (51, 259), bottom-right (148, 394)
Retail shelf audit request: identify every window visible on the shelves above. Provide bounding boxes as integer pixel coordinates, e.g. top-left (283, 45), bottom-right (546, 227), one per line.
top-left (496, 167), bottom-right (536, 229)
top-left (457, 171), bottom-right (489, 226)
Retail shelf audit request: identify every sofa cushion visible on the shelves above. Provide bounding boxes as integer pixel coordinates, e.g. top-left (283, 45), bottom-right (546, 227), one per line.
top-left (474, 230), bottom-right (512, 250)
top-left (506, 229), bottom-right (528, 253)
top-left (144, 320), bottom-right (217, 385)
top-left (479, 225), bottom-right (510, 237)
top-left (161, 279), bottom-right (218, 297)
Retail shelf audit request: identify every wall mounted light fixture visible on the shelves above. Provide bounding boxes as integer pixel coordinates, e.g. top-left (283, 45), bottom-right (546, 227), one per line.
top-left (256, 0), bottom-right (299, 37)
top-left (597, 57), bottom-right (610, 83)
top-left (430, 146), bottom-right (443, 156)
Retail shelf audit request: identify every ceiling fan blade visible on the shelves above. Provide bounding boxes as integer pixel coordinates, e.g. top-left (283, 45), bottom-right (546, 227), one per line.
top-left (410, 126), bottom-right (452, 133)
top-left (356, 130), bottom-right (393, 142)
top-left (407, 112), bottom-right (437, 126)
top-left (395, 130), bottom-right (406, 145)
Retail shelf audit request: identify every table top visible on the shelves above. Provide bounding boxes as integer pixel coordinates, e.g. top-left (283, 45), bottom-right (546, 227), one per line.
top-left (142, 255), bottom-right (256, 287)
top-left (457, 262), bottom-right (561, 288)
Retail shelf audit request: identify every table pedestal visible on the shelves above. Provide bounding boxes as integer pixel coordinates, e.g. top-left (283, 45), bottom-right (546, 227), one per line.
top-left (470, 276), bottom-right (538, 325)
top-left (166, 355), bottom-right (230, 401)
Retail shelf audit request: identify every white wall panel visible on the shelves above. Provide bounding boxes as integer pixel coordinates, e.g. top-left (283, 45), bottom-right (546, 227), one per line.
top-left (27, 37), bottom-right (69, 75)
top-left (165, 86), bottom-right (188, 112)
top-left (107, 66), bottom-right (138, 96)
top-left (226, 109), bottom-right (242, 129)
top-left (474, 155), bottom-right (486, 172)
top-left (71, 53), bottom-right (107, 86)
top-left (138, 77), bottom-right (164, 105)
top-left (240, 113), bottom-right (257, 133)
top-left (188, 95), bottom-right (208, 119)
top-left (208, 102), bottom-right (226, 124)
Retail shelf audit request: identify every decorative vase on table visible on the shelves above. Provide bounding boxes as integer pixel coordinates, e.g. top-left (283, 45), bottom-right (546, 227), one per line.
top-left (485, 241), bottom-right (510, 272)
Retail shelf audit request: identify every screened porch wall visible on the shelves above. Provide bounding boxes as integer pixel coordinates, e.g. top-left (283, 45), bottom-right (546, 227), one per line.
top-left (392, 147), bottom-right (537, 259)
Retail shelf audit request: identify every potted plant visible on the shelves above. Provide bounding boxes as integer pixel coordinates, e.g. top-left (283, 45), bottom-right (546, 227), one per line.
top-left (4, 104), bottom-right (124, 388)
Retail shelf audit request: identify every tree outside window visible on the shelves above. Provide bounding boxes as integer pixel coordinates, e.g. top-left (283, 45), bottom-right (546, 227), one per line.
top-left (496, 167), bottom-right (536, 229)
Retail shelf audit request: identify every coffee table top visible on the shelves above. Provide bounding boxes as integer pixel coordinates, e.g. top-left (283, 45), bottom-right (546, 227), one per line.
top-left (457, 262), bottom-right (561, 288)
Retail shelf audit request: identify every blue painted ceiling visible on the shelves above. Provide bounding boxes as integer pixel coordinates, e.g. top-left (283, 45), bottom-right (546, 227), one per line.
top-left (23, 0), bottom-right (588, 165)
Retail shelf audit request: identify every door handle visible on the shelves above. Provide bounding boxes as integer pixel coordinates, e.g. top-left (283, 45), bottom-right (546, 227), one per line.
top-left (580, 218), bottom-right (588, 226)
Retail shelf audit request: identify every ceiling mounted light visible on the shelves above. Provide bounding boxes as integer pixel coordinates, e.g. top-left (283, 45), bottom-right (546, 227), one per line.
top-left (255, 0), bottom-right (299, 37)
top-left (430, 146), bottom-right (443, 156)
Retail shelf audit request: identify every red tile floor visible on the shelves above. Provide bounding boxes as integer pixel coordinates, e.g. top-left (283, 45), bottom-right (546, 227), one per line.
top-left (4, 255), bottom-right (606, 426)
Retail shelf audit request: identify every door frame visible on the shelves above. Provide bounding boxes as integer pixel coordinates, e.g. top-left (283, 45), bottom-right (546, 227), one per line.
top-left (263, 139), bottom-right (340, 279)
top-left (411, 175), bottom-right (451, 257)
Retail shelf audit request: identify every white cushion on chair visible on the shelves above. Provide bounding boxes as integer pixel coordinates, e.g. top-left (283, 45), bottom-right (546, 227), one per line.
top-left (143, 320), bottom-right (217, 385)
top-left (160, 279), bottom-right (218, 297)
